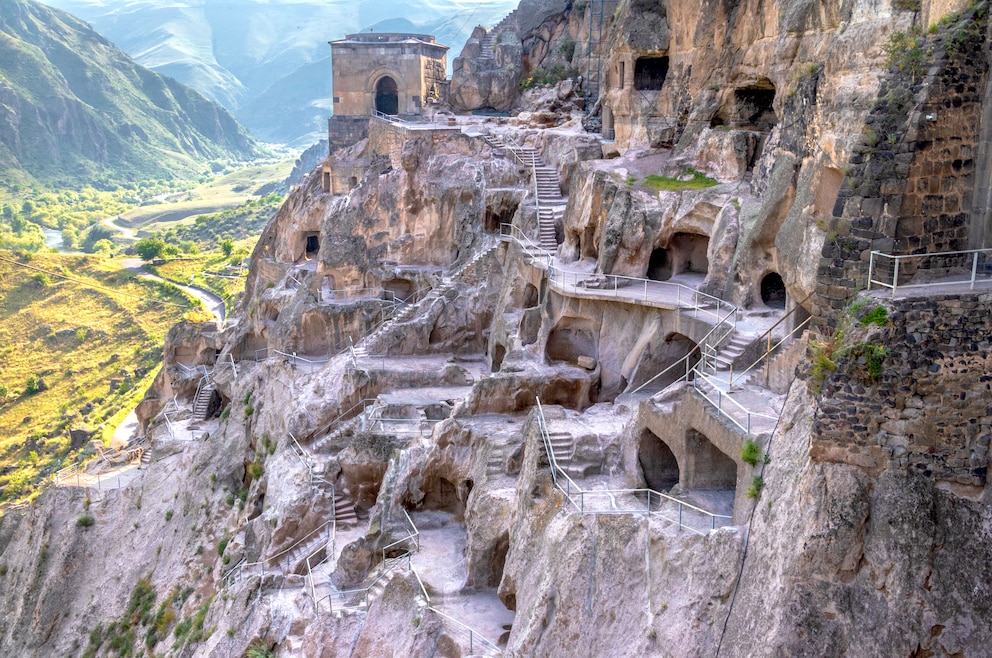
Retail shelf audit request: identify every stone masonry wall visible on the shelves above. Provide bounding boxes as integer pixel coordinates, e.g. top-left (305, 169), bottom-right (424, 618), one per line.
top-left (813, 5), bottom-right (990, 322)
top-left (811, 291), bottom-right (992, 489)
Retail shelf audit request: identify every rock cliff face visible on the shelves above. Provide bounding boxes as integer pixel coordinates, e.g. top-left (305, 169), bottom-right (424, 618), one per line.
top-left (2, 0), bottom-right (991, 656)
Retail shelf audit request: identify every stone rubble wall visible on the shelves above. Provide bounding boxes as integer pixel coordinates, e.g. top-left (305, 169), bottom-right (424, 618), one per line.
top-left (813, 291), bottom-right (992, 489)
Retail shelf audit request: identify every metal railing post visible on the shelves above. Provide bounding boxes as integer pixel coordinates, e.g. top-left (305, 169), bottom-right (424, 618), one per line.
top-left (892, 257), bottom-right (900, 297)
top-left (972, 251), bottom-right (979, 289)
top-left (868, 250), bottom-right (875, 290)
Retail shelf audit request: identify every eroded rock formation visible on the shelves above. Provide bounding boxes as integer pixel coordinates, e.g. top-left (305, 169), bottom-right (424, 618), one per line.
top-left (2, 0), bottom-right (991, 656)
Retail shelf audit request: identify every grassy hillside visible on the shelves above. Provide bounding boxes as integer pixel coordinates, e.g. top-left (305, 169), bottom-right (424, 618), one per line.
top-left (0, 251), bottom-right (199, 502)
top-left (0, 0), bottom-right (260, 189)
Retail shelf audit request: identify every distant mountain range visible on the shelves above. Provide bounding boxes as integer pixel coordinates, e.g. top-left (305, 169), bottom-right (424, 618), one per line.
top-left (0, 0), bottom-right (260, 188)
top-left (40, 0), bottom-right (518, 146)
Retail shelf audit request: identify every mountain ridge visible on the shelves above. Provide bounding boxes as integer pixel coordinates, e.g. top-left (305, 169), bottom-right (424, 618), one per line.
top-left (0, 0), bottom-right (260, 187)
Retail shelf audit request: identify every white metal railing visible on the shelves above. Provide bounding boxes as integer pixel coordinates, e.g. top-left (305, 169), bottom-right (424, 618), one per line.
top-left (225, 518), bottom-right (335, 586)
top-left (868, 248), bottom-right (992, 296)
top-left (315, 508), bottom-right (421, 613)
top-left (691, 371), bottom-right (778, 436)
top-left (309, 398), bottom-right (379, 444)
top-left (500, 223), bottom-right (553, 266)
top-left (535, 398), bottom-right (732, 534)
top-left (726, 298), bottom-right (813, 389)
top-left (547, 264), bottom-right (735, 322)
top-left (430, 607), bottom-right (503, 657)
top-left (370, 109), bottom-right (411, 124)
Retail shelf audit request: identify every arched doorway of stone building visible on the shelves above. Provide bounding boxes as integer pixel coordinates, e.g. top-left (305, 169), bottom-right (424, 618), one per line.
top-left (375, 76), bottom-right (399, 115)
top-left (638, 428), bottom-right (680, 492)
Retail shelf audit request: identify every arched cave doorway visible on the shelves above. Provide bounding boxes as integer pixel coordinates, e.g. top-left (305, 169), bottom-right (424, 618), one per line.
top-left (419, 475), bottom-right (464, 516)
top-left (634, 56), bottom-right (669, 91)
top-left (638, 429), bottom-right (680, 491)
top-left (383, 277), bottom-right (414, 302)
top-left (375, 76), bottom-right (399, 115)
top-left (647, 247), bottom-right (672, 281)
top-left (303, 232), bottom-right (320, 259)
top-left (545, 319), bottom-right (597, 365)
top-left (760, 272), bottom-right (786, 309)
top-left (669, 233), bottom-right (709, 276)
top-left (491, 343), bottom-right (506, 373)
top-left (684, 429), bottom-right (737, 491)
top-left (733, 85), bottom-right (777, 131)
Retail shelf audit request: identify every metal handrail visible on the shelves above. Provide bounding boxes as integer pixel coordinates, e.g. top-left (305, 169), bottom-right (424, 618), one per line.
top-left (225, 519), bottom-right (334, 584)
top-left (381, 508), bottom-right (421, 562)
top-left (727, 315), bottom-right (812, 389)
top-left (536, 398), bottom-right (730, 534)
top-left (370, 109), bottom-right (411, 125)
top-left (309, 398), bottom-right (378, 443)
top-left (630, 303), bottom-right (737, 395)
top-left (691, 370), bottom-right (778, 435)
top-left (500, 222), bottom-right (553, 266)
top-left (868, 247), bottom-right (992, 295)
top-left (429, 607), bottom-right (503, 656)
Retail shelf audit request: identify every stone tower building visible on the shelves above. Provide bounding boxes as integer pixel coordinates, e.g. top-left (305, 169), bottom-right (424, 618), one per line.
top-left (327, 33), bottom-right (449, 151)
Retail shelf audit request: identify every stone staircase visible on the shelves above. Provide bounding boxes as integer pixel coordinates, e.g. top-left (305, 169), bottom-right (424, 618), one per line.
top-left (482, 133), bottom-right (563, 251)
top-left (354, 240), bottom-right (500, 355)
top-left (480, 31), bottom-right (496, 59)
top-left (700, 332), bottom-right (752, 376)
top-left (547, 431), bottom-right (574, 465)
top-left (312, 411), bottom-right (370, 453)
top-left (140, 448), bottom-right (152, 468)
top-left (333, 492), bottom-right (359, 525)
top-left (192, 378), bottom-right (215, 421)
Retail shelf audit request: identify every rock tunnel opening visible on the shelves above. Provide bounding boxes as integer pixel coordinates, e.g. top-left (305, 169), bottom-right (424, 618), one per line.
top-left (484, 200), bottom-right (520, 233)
top-left (638, 429), bottom-right (680, 492)
top-left (545, 319), bottom-right (597, 365)
top-left (760, 272), bottom-right (786, 309)
top-left (375, 76), bottom-right (399, 115)
top-left (684, 429), bottom-right (737, 491)
top-left (668, 232), bottom-right (709, 276)
top-left (303, 232), bottom-right (320, 259)
top-left (491, 343), bottom-right (506, 372)
top-left (383, 277), bottom-right (415, 302)
top-left (418, 475), bottom-right (464, 517)
top-left (733, 85), bottom-right (777, 131)
top-left (647, 247), bottom-right (672, 281)
top-left (634, 56), bottom-right (669, 91)
top-left (489, 531), bottom-right (510, 588)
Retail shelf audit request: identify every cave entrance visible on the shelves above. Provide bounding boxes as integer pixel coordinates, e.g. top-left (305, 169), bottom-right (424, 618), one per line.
top-left (383, 277), bottom-right (414, 302)
top-left (484, 200), bottom-right (519, 233)
top-left (684, 429), bottom-right (737, 490)
top-left (491, 343), bottom-right (506, 372)
top-left (733, 85), bottom-right (777, 131)
top-left (638, 429), bottom-right (680, 491)
top-left (375, 76), bottom-right (399, 115)
top-left (634, 56), bottom-right (669, 91)
top-left (420, 475), bottom-right (464, 516)
top-left (303, 232), bottom-right (320, 259)
top-left (647, 247), bottom-right (672, 281)
top-left (545, 319), bottom-right (597, 365)
top-left (489, 531), bottom-right (510, 588)
top-left (669, 233), bottom-right (709, 276)
top-left (760, 272), bottom-right (786, 309)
